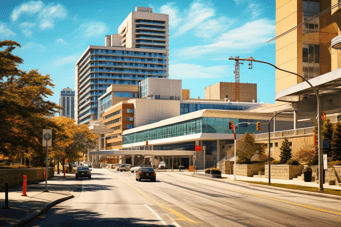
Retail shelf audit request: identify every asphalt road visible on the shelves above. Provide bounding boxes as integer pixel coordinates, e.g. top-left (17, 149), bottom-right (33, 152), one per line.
top-left (25, 169), bottom-right (341, 227)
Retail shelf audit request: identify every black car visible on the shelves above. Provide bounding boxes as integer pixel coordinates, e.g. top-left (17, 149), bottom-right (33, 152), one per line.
top-left (76, 166), bottom-right (91, 179)
top-left (136, 167), bottom-right (156, 182)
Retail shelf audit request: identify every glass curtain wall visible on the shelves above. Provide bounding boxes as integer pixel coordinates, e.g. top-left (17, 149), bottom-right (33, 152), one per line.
top-left (302, 0), bottom-right (320, 79)
top-left (123, 117), bottom-right (258, 144)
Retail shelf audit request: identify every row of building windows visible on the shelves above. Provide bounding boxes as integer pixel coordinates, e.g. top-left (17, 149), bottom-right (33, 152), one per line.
top-left (114, 92), bottom-right (137, 98)
top-left (265, 141), bottom-right (292, 148)
top-left (135, 19), bottom-right (166, 25)
top-left (104, 117), bottom-right (121, 126)
top-left (90, 68), bottom-right (165, 75)
top-left (91, 56), bottom-right (165, 63)
top-left (89, 73), bottom-right (164, 80)
top-left (180, 103), bottom-right (255, 115)
top-left (136, 35), bottom-right (165, 40)
top-left (104, 109), bottom-right (121, 120)
top-left (90, 62), bottom-right (166, 69)
top-left (91, 50), bottom-right (165, 58)
top-left (135, 45), bottom-right (166, 50)
top-left (123, 118), bottom-right (258, 144)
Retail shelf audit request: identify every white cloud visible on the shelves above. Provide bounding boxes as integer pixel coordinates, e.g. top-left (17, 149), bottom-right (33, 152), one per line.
top-left (77, 21), bottom-right (109, 38)
top-left (11, 1), bottom-right (44, 21)
top-left (175, 19), bottom-right (275, 59)
top-left (20, 22), bottom-right (35, 28)
top-left (194, 16), bottom-right (234, 38)
top-left (56, 38), bottom-right (68, 45)
top-left (22, 29), bottom-right (33, 37)
top-left (160, 2), bottom-right (182, 29)
top-left (38, 4), bottom-right (67, 29)
top-left (173, 1), bottom-right (215, 38)
top-left (22, 42), bottom-right (45, 50)
top-left (0, 22), bottom-right (16, 38)
top-left (54, 53), bottom-right (81, 67)
top-left (245, 2), bottom-right (263, 19)
top-left (170, 63), bottom-right (229, 79)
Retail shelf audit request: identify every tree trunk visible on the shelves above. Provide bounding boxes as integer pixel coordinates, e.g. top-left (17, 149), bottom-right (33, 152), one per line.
top-left (62, 158), bottom-right (65, 174)
top-left (57, 157), bottom-right (60, 174)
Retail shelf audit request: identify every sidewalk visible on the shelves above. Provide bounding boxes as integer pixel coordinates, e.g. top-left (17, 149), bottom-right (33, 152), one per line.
top-left (0, 173), bottom-right (75, 227)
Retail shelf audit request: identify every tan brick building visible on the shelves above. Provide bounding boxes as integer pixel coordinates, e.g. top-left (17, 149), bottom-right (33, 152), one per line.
top-left (205, 82), bottom-right (257, 102)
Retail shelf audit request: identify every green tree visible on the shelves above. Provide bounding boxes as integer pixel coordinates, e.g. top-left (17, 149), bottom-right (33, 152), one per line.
top-left (279, 138), bottom-right (292, 164)
top-left (322, 119), bottom-right (333, 157)
top-left (331, 122), bottom-right (341, 161)
top-left (236, 132), bottom-right (261, 164)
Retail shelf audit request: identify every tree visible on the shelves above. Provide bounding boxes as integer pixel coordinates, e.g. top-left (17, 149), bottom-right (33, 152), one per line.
top-left (322, 119), bottom-right (333, 158)
top-left (0, 40), bottom-right (62, 163)
top-left (236, 132), bottom-right (262, 164)
top-left (294, 146), bottom-right (316, 164)
top-left (331, 122), bottom-right (341, 161)
top-left (279, 138), bottom-right (292, 164)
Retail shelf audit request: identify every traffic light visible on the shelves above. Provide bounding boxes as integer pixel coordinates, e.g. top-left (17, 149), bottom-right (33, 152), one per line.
top-left (256, 122), bottom-right (261, 131)
top-left (321, 111), bottom-right (326, 121)
top-left (228, 121), bottom-right (234, 130)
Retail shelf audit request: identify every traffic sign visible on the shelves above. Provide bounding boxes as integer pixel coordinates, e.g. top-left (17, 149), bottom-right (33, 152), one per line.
top-left (42, 129), bottom-right (52, 147)
top-left (195, 146), bottom-right (201, 151)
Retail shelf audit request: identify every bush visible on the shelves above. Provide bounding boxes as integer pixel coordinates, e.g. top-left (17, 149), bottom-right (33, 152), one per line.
top-left (294, 147), bottom-right (316, 165)
top-left (287, 159), bottom-right (300, 165)
top-left (270, 160), bottom-right (281, 165)
top-left (237, 159), bottom-right (252, 164)
top-left (205, 168), bottom-right (221, 174)
top-left (328, 161), bottom-right (341, 167)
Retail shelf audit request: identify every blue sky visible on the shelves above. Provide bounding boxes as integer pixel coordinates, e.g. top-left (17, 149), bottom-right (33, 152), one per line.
top-left (0, 0), bottom-right (276, 106)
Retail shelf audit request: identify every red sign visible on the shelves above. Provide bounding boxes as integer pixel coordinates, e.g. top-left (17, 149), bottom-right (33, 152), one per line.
top-left (65, 158), bottom-right (68, 163)
top-left (146, 140), bottom-right (148, 146)
top-left (195, 146), bottom-right (201, 151)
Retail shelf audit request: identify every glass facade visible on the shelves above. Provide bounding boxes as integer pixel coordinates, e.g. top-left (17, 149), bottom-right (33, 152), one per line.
top-left (123, 117), bottom-right (258, 144)
top-left (59, 88), bottom-right (75, 119)
top-left (77, 48), bottom-right (167, 125)
top-left (302, 0), bottom-right (320, 80)
top-left (180, 103), bottom-right (257, 115)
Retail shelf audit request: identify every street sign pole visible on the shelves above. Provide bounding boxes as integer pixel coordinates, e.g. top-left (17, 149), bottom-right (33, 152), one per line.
top-left (43, 129), bottom-right (52, 192)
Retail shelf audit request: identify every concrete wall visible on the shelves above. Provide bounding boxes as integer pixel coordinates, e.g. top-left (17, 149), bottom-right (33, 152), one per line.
top-left (306, 165), bottom-right (341, 183)
top-left (145, 78), bottom-right (182, 100)
top-left (205, 82), bottom-right (257, 102)
top-left (265, 165), bottom-right (304, 180)
top-left (0, 167), bottom-right (54, 189)
top-left (235, 164), bottom-right (264, 177)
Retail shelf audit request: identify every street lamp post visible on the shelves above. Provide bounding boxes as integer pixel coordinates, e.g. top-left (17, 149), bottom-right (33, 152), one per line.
top-left (228, 56), bottom-right (323, 191)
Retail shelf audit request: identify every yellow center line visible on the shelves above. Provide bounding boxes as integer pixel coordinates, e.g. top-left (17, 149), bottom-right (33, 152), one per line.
top-left (227, 188), bottom-right (341, 216)
top-left (119, 177), bottom-right (199, 223)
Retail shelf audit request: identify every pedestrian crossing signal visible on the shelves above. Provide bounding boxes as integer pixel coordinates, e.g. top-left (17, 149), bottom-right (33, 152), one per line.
top-left (229, 121), bottom-right (234, 130)
top-left (256, 122), bottom-right (261, 131)
top-left (321, 112), bottom-right (326, 121)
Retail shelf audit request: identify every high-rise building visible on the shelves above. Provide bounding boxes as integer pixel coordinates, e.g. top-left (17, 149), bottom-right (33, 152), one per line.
top-left (59, 87), bottom-right (75, 119)
top-left (275, 0), bottom-right (341, 93)
top-left (75, 7), bottom-right (169, 125)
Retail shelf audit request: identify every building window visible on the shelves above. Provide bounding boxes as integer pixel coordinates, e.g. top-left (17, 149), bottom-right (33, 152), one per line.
top-left (127, 124), bottom-right (133, 129)
top-left (127, 109), bottom-right (134, 113)
top-left (114, 92), bottom-right (137, 98)
top-left (275, 142), bottom-right (278, 147)
top-left (126, 117), bottom-right (133, 121)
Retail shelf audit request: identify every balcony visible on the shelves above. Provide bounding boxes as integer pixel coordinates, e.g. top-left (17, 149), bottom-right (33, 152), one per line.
top-left (331, 35), bottom-right (341, 49)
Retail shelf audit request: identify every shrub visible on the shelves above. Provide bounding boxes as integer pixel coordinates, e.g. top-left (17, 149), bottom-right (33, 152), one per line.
top-left (237, 159), bottom-right (252, 164)
top-left (294, 147), bottom-right (316, 165)
top-left (270, 160), bottom-right (281, 165)
top-left (280, 138), bottom-right (292, 164)
top-left (205, 168), bottom-right (221, 174)
top-left (287, 159), bottom-right (300, 165)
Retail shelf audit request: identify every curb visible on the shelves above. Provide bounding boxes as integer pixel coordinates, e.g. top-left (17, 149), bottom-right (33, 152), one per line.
top-left (192, 173), bottom-right (341, 200)
top-left (13, 194), bottom-right (74, 227)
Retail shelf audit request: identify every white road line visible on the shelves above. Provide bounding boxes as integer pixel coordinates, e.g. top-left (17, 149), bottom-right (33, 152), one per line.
top-left (172, 221), bottom-right (181, 227)
top-left (144, 204), bottom-right (167, 226)
top-left (82, 180), bottom-right (85, 192)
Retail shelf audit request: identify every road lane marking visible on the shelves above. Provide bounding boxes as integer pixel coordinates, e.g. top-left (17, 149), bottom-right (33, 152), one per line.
top-left (145, 204), bottom-right (167, 226)
top-left (120, 178), bottom-right (198, 223)
top-left (227, 188), bottom-right (341, 216)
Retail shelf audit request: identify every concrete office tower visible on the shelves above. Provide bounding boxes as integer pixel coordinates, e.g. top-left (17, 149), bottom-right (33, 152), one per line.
top-left (205, 82), bottom-right (257, 102)
top-left (276, 0), bottom-right (341, 93)
top-left (75, 7), bottom-right (169, 125)
top-left (59, 87), bottom-right (75, 119)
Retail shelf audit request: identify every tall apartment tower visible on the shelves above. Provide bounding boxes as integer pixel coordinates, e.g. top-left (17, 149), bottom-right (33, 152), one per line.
top-left (75, 7), bottom-right (169, 125)
top-left (276, 0), bottom-right (341, 93)
top-left (59, 87), bottom-right (75, 119)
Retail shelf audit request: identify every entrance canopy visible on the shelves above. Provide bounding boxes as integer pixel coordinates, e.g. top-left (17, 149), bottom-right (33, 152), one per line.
top-left (275, 68), bottom-right (341, 117)
top-left (89, 149), bottom-right (195, 156)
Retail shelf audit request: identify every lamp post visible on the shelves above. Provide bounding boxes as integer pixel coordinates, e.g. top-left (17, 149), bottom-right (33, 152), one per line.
top-left (228, 56), bottom-right (323, 191)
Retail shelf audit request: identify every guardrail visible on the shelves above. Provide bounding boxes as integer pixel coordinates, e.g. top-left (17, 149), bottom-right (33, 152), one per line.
top-left (254, 127), bottom-right (314, 140)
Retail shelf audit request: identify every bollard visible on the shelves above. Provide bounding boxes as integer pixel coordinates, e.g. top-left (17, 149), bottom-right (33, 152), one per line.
top-left (21, 175), bottom-right (27, 196)
top-left (64, 169), bottom-right (66, 178)
top-left (3, 183), bottom-right (10, 209)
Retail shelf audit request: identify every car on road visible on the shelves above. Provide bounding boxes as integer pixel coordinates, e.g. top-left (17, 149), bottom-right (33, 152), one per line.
top-left (76, 166), bottom-right (91, 179)
top-left (158, 161), bottom-right (166, 169)
top-left (136, 167), bottom-right (156, 182)
top-left (130, 166), bottom-right (140, 173)
top-left (118, 164), bottom-right (131, 172)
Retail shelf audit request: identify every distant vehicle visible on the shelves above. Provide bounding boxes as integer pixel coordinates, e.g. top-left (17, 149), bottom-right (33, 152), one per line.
top-left (118, 164), bottom-right (131, 172)
top-left (130, 166), bottom-right (140, 173)
top-left (158, 161), bottom-right (166, 169)
top-left (76, 166), bottom-right (91, 179)
top-left (136, 167), bottom-right (156, 182)
top-left (88, 162), bottom-right (92, 168)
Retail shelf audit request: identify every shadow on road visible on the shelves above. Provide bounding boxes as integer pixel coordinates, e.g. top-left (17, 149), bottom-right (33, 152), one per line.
top-left (23, 206), bottom-right (176, 227)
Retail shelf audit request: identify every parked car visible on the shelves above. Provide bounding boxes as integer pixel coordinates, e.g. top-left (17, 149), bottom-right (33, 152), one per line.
top-left (75, 166), bottom-right (91, 179)
top-left (158, 161), bottom-right (166, 169)
top-left (118, 164), bottom-right (131, 172)
top-left (130, 166), bottom-right (141, 173)
top-left (136, 167), bottom-right (156, 182)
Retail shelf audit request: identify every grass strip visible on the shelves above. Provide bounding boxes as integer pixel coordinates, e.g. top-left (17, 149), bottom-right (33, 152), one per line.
top-left (241, 181), bottom-right (341, 197)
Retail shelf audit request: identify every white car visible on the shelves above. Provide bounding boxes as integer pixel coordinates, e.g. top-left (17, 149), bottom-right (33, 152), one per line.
top-left (158, 161), bottom-right (166, 169)
top-left (130, 166), bottom-right (141, 173)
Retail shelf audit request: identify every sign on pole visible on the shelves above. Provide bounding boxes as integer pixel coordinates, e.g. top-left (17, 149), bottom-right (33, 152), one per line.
top-left (323, 154), bottom-right (328, 170)
top-left (42, 129), bottom-right (52, 147)
top-left (195, 146), bottom-right (201, 151)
